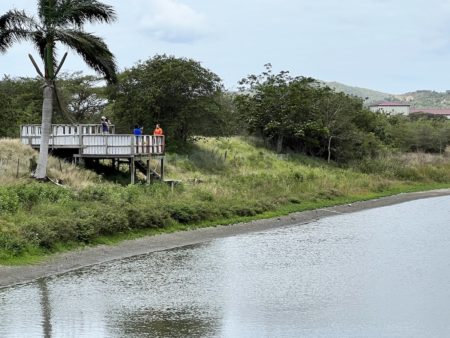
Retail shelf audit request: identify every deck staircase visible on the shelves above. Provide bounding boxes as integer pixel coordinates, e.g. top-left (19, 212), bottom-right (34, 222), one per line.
top-left (135, 160), bottom-right (161, 180)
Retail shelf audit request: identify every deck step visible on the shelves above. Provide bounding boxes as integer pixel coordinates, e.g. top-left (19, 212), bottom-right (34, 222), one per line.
top-left (135, 160), bottom-right (161, 180)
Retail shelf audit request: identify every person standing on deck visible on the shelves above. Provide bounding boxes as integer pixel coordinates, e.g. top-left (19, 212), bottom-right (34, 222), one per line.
top-left (133, 124), bottom-right (142, 135)
top-left (153, 124), bottom-right (164, 152)
top-left (101, 116), bottom-right (109, 134)
top-left (133, 124), bottom-right (143, 153)
top-left (153, 124), bottom-right (163, 136)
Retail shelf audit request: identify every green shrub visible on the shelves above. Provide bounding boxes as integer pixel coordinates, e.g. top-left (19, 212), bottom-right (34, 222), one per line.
top-left (0, 225), bottom-right (26, 256)
top-left (167, 204), bottom-right (203, 224)
top-left (73, 204), bottom-right (131, 239)
top-left (423, 166), bottom-right (450, 183)
top-left (78, 184), bottom-right (117, 202)
top-left (126, 205), bottom-right (171, 229)
top-left (394, 166), bottom-right (423, 181)
top-left (21, 218), bottom-right (58, 249)
top-left (15, 183), bottom-right (73, 209)
top-left (0, 188), bottom-right (19, 214)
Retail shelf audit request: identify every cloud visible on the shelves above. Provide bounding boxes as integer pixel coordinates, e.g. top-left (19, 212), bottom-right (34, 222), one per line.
top-left (138, 0), bottom-right (208, 43)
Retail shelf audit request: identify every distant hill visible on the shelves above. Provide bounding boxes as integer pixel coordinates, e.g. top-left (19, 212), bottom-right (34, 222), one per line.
top-left (393, 90), bottom-right (450, 109)
top-left (326, 81), bottom-right (392, 104)
top-left (326, 82), bottom-right (450, 108)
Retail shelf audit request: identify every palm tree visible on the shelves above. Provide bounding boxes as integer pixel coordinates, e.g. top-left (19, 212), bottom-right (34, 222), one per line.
top-left (0, 0), bottom-right (117, 179)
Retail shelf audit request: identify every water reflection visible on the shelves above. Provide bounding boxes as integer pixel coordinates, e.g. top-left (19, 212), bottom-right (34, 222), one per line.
top-left (1, 196), bottom-right (450, 337)
top-left (115, 309), bottom-right (217, 338)
top-left (38, 279), bottom-right (52, 338)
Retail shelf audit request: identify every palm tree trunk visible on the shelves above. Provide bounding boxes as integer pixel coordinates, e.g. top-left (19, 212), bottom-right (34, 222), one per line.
top-left (35, 80), bottom-right (54, 179)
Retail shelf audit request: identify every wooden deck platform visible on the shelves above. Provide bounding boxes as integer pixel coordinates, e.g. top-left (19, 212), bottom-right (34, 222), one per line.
top-left (20, 124), bottom-right (166, 184)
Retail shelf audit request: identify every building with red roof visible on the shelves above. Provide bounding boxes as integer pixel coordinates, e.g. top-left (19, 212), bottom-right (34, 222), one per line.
top-left (368, 101), bottom-right (411, 115)
top-left (410, 108), bottom-right (450, 119)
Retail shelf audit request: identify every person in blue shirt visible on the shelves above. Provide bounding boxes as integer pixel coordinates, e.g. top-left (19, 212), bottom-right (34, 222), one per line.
top-left (133, 125), bottom-right (142, 135)
top-left (101, 116), bottom-right (109, 133)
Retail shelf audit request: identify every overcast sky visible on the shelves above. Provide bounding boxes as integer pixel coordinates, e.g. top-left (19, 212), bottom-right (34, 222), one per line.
top-left (1, 0), bottom-right (450, 94)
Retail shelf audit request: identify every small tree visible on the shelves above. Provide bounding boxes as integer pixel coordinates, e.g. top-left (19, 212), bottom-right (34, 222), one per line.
top-left (314, 88), bottom-right (365, 162)
top-left (236, 64), bottom-right (319, 153)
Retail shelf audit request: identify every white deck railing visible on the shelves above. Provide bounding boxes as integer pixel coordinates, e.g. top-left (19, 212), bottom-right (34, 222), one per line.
top-left (20, 124), bottom-right (165, 156)
top-left (21, 124), bottom-right (116, 136)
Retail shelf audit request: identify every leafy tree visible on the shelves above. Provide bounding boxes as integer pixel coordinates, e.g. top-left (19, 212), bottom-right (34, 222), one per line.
top-left (0, 0), bottom-right (117, 178)
top-left (387, 118), bottom-right (450, 153)
top-left (313, 88), bottom-right (372, 162)
top-left (0, 76), bottom-right (42, 137)
top-left (236, 64), bottom-right (318, 153)
top-left (213, 91), bottom-right (242, 136)
top-left (54, 72), bottom-right (108, 123)
top-left (111, 54), bottom-right (224, 148)
top-left (236, 65), bottom-right (385, 162)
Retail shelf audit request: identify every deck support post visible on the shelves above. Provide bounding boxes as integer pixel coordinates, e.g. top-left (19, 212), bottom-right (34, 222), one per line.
top-left (146, 159), bottom-right (151, 184)
top-left (160, 157), bottom-right (164, 181)
top-left (130, 158), bottom-right (135, 184)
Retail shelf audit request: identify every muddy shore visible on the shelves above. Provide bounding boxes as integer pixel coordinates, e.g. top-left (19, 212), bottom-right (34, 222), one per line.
top-left (1, 189), bottom-right (450, 289)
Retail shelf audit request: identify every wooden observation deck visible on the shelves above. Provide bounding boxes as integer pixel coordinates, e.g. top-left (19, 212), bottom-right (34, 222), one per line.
top-left (20, 124), bottom-right (165, 184)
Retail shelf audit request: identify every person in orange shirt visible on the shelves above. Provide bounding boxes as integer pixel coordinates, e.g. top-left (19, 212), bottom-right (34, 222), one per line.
top-left (153, 124), bottom-right (163, 135)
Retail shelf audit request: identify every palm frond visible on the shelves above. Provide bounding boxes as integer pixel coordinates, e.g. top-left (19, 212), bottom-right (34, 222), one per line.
top-left (37, 0), bottom-right (55, 25)
top-left (0, 9), bottom-right (38, 30)
top-left (56, 29), bottom-right (117, 83)
top-left (32, 31), bottom-right (46, 60)
top-left (55, 0), bottom-right (116, 26)
top-left (0, 10), bottom-right (40, 52)
top-left (0, 29), bottom-right (34, 52)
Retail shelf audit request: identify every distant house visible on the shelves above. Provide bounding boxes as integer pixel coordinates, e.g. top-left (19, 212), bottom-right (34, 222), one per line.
top-left (369, 101), bottom-right (410, 115)
top-left (368, 101), bottom-right (450, 118)
top-left (410, 108), bottom-right (450, 119)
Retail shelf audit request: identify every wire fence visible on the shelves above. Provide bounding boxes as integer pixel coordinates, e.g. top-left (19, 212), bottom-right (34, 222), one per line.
top-left (0, 157), bottom-right (36, 179)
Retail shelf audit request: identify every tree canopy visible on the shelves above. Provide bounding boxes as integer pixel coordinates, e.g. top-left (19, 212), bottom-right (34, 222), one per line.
top-left (235, 65), bottom-right (386, 161)
top-left (110, 55), bottom-right (227, 148)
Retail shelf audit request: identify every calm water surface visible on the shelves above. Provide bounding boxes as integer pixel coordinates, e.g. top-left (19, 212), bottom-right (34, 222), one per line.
top-left (1, 196), bottom-right (450, 337)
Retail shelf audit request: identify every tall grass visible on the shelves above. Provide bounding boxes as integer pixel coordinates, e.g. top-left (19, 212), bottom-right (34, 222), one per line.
top-left (353, 150), bottom-right (450, 183)
top-left (0, 139), bottom-right (101, 188)
top-left (1, 136), bottom-right (450, 262)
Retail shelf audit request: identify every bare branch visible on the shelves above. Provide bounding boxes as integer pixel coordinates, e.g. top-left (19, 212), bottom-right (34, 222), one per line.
top-left (54, 52), bottom-right (68, 77)
top-left (28, 53), bottom-right (44, 78)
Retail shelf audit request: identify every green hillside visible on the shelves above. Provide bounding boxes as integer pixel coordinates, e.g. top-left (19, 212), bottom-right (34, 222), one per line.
top-left (326, 81), bottom-right (392, 104)
top-left (395, 90), bottom-right (450, 108)
top-left (326, 82), bottom-right (450, 108)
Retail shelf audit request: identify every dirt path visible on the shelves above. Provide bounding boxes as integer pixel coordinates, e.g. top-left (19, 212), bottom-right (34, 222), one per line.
top-left (1, 189), bottom-right (450, 289)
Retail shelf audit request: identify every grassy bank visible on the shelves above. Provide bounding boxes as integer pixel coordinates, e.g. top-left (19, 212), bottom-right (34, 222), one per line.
top-left (1, 137), bottom-right (450, 265)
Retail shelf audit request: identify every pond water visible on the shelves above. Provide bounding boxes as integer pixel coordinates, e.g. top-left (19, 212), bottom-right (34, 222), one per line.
top-left (1, 196), bottom-right (450, 337)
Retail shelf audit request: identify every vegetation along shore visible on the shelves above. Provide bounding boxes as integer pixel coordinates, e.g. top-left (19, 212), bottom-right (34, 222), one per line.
top-left (1, 135), bottom-right (450, 265)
